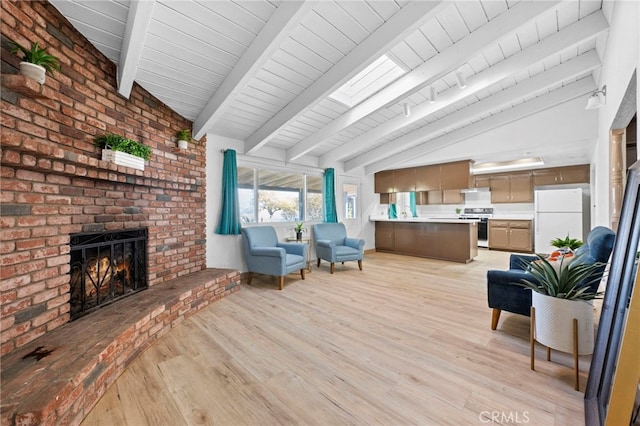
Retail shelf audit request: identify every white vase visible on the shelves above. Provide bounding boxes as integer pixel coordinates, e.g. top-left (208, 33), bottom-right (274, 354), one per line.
top-left (177, 139), bottom-right (188, 149)
top-left (532, 292), bottom-right (594, 355)
top-left (101, 149), bottom-right (145, 171)
top-left (20, 62), bottom-right (46, 84)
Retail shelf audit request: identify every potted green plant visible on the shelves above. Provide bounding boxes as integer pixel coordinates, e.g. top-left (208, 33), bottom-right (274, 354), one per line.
top-left (550, 235), bottom-right (584, 250)
top-left (293, 222), bottom-right (306, 241)
top-left (518, 252), bottom-right (604, 357)
top-left (95, 133), bottom-right (151, 171)
top-left (9, 41), bottom-right (61, 84)
top-left (176, 129), bottom-right (191, 149)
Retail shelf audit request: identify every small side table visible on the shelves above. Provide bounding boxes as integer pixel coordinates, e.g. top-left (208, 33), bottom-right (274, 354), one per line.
top-left (286, 237), bottom-right (312, 272)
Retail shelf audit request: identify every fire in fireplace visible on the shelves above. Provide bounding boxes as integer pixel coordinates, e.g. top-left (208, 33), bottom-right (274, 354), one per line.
top-left (69, 228), bottom-right (148, 320)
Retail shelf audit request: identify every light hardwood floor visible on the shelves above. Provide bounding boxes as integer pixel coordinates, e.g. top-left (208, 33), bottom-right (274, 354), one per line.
top-left (82, 250), bottom-right (589, 426)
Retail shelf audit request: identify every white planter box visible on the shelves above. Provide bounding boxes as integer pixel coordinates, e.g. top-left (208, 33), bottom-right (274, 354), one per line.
top-left (101, 149), bottom-right (145, 171)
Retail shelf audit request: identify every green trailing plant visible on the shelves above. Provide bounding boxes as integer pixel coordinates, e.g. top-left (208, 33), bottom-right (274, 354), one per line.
top-left (9, 41), bottom-right (61, 75)
top-left (518, 253), bottom-right (604, 300)
top-left (176, 129), bottom-right (191, 141)
top-left (95, 133), bottom-right (151, 161)
top-left (550, 235), bottom-right (584, 250)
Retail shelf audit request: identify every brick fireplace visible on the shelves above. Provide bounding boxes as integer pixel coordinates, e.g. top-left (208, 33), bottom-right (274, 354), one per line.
top-left (1, 1), bottom-right (243, 424)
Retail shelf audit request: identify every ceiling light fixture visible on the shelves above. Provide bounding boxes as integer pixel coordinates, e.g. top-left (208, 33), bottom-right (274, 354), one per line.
top-left (585, 85), bottom-right (606, 110)
top-left (403, 102), bottom-right (411, 117)
top-left (472, 157), bottom-right (545, 174)
top-left (429, 86), bottom-right (437, 103)
top-left (455, 70), bottom-right (467, 89)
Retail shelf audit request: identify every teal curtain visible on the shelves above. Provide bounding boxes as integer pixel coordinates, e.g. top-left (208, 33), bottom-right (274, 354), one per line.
top-left (215, 149), bottom-right (241, 235)
top-left (388, 203), bottom-right (397, 219)
top-left (323, 168), bottom-right (338, 223)
top-left (409, 192), bottom-right (417, 217)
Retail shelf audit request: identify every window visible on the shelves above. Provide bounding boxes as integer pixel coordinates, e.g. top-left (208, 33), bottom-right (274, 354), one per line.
top-left (343, 183), bottom-right (358, 220)
top-left (238, 166), bottom-right (323, 223)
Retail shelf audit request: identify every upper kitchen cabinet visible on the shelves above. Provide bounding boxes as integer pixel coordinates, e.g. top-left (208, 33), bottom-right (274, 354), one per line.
top-left (532, 165), bottom-right (590, 186)
top-left (490, 172), bottom-right (533, 203)
top-left (394, 168), bottom-right (416, 192)
top-left (415, 165), bottom-right (440, 191)
top-left (473, 174), bottom-right (491, 188)
top-left (374, 170), bottom-right (395, 193)
top-left (440, 161), bottom-right (473, 190)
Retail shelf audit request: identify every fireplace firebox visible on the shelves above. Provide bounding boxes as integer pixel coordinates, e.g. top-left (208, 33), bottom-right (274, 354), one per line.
top-left (69, 228), bottom-right (148, 320)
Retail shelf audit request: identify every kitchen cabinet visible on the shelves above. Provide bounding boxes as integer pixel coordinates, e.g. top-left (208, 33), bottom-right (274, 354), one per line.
top-left (415, 165), bottom-right (440, 191)
top-left (488, 219), bottom-right (532, 252)
top-left (490, 173), bottom-right (532, 203)
top-left (379, 193), bottom-right (396, 204)
top-left (375, 221), bottom-right (395, 251)
top-left (533, 165), bottom-right (590, 186)
top-left (440, 160), bottom-right (473, 190)
top-left (394, 168), bottom-right (416, 192)
top-left (473, 175), bottom-right (491, 188)
top-left (374, 170), bottom-right (395, 193)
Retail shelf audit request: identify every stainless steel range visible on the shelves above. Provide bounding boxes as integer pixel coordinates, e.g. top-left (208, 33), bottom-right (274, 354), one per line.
top-left (459, 207), bottom-right (494, 248)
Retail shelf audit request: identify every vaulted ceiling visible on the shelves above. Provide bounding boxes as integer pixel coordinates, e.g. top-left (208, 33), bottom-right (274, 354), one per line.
top-left (49, 0), bottom-right (611, 174)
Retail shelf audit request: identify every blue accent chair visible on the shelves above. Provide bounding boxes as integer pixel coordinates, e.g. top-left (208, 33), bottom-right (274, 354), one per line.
top-left (241, 226), bottom-right (307, 290)
top-left (312, 223), bottom-right (365, 274)
top-left (486, 226), bottom-right (615, 330)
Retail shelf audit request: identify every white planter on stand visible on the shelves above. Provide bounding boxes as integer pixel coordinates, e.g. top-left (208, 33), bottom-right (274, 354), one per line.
top-left (101, 149), bottom-right (145, 171)
top-left (20, 62), bottom-right (46, 84)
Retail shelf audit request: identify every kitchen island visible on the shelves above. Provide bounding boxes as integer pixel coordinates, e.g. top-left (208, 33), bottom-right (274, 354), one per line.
top-left (371, 217), bottom-right (478, 263)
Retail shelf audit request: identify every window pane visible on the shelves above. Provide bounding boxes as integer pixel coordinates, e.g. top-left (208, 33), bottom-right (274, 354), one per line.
top-left (306, 175), bottom-right (323, 221)
top-left (258, 170), bottom-right (302, 223)
top-left (343, 183), bottom-right (358, 219)
top-left (237, 167), bottom-right (256, 223)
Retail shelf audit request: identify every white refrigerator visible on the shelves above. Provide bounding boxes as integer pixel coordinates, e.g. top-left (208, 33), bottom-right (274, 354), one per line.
top-left (534, 188), bottom-right (588, 254)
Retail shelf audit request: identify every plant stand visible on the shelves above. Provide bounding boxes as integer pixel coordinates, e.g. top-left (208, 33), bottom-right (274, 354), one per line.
top-left (530, 306), bottom-right (582, 391)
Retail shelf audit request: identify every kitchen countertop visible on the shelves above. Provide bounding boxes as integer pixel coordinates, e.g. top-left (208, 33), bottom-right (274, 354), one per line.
top-left (369, 216), bottom-right (480, 224)
top-left (490, 215), bottom-right (534, 220)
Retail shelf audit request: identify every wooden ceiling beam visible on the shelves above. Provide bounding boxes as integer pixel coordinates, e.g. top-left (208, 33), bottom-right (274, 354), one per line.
top-left (244, 0), bottom-right (450, 155)
top-left (294, 0), bottom-right (564, 165)
top-left (363, 78), bottom-right (596, 175)
top-left (117, 0), bottom-right (156, 99)
top-left (330, 10), bottom-right (608, 170)
top-left (192, 1), bottom-right (316, 140)
top-left (344, 50), bottom-right (601, 172)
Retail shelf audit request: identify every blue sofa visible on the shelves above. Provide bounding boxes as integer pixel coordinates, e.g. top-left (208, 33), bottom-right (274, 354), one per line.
top-left (312, 223), bottom-right (365, 274)
top-left (486, 226), bottom-right (615, 330)
top-left (241, 226), bottom-right (307, 290)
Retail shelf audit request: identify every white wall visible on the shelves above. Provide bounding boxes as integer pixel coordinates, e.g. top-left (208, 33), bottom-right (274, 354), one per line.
top-left (205, 135), bottom-right (375, 271)
top-left (592, 0), bottom-right (639, 226)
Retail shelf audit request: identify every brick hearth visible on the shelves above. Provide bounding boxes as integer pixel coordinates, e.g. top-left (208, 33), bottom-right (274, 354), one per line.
top-left (1, 269), bottom-right (240, 426)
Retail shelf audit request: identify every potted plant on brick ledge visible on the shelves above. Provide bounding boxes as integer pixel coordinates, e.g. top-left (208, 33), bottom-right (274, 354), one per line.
top-left (9, 41), bottom-right (61, 84)
top-left (95, 133), bottom-right (151, 171)
top-left (176, 128), bottom-right (191, 149)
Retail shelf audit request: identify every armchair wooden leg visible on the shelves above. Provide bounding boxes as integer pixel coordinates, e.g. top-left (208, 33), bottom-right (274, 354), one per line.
top-left (317, 258), bottom-right (321, 267)
top-left (358, 260), bottom-right (362, 270)
top-left (300, 268), bottom-right (305, 280)
top-left (330, 263), bottom-right (335, 274)
top-left (247, 272), bottom-right (254, 285)
top-left (490, 308), bottom-right (501, 330)
top-left (278, 276), bottom-right (284, 290)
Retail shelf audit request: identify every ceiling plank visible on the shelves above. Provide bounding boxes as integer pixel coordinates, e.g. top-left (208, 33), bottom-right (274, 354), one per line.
top-left (363, 77), bottom-right (596, 175)
top-left (291, 0), bottom-right (564, 165)
top-left (192, 1), bottom-right (316, 140)
top-left (117, 0), bottom-right (155, 99)
top-left (244, 0), bottom-right (450, 155)
top-left (326, 10), bottom-right (608, 168)
top-left (345, 50), bottom-right (600, 171)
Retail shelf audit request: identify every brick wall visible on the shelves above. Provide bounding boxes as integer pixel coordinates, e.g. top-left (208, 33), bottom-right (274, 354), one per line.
top-left (1, 0), bottom-right (207, 356)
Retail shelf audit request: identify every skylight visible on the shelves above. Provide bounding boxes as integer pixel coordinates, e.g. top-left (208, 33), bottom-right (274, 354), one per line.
top-left (329, 54), bottom-right (407, 108)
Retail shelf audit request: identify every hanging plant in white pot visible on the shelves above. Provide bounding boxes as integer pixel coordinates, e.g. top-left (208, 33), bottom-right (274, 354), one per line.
top-left (176, 129), bottom-right (191, 149)
top-left (9, 41), bottom-right (61, 84)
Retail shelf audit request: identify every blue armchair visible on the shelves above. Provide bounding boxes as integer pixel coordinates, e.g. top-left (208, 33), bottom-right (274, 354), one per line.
top-left (312, 223), bottom-right (365, 274)
top-left (487, 226), bottom-right (615, 330)
top-left (241, 226), bottom-right (307, 290)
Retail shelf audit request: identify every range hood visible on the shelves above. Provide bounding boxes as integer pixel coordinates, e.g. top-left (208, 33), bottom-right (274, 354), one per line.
top-left (461, 187), bottom-right (491, 193)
